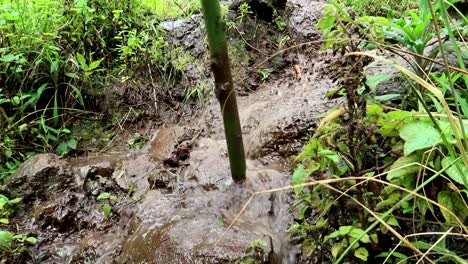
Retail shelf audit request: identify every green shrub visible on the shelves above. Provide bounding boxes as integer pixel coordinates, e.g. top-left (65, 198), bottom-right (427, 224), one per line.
top-left (0, 0), bottom-right (180, 180)
top-left (336, 0), bottom-right (414, 16)
top-left (290, 1), bottom-right (467, 263)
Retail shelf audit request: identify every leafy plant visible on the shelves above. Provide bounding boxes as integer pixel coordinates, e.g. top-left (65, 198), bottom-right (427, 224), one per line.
top-left (184, 81), bottom-right (210, 105)
top-left (97, 192), bottom-right (118, 218)
top-left (272, 9), bottom-right (286, 31)
top-left (290, 1), bottom-right (468, 263)
top-left (0, 195), bottom-right (21, 225)
top-left (128, 133), bottom-right (148, 150)
top-left (237, 2), bottom-right (253, 23)
top-left (0, 231), bottom-right (36, 257)
top-left (236, 239), bottom-right (268, 264)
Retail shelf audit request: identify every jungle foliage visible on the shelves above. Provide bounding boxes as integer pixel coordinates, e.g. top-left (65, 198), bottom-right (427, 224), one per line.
top-left (289, 0), bottom-right (468, 263)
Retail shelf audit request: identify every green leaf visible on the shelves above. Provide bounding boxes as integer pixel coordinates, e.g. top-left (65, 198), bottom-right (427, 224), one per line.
top-left (373, 94), bottom-right (401, 102)
top-left (102, 204), bottom-right (112, 217)
top-left (65, 72), bottom-right (79, 79)
top-left (442, 157), bottom-right (468, 187)
top-left (387, 217), bottom-right (400, 227)
top-left (319, 149), bottom-right (340, 164)
top-left (400, 122), bottom-right (441, 155)
top-left (437, 191), bottom-right (468, 225)
top-left (377, 110), bottom-right (414, 137)
top-left (331, 239), bottom-right (347, 258)
top-left (387, 154), bottom-right (421, 188)
top-left (365, 73), bottom-right (394, 91)
top-left (292, 165), bottom-right (310, 195)
top-left (0, 218), bottom-right (9, 224)
top-left (8, 197), bottom-right (22, 204)
top-left (0, 54), bottom-right (19, 62)
top-left (76, 53), bottom-right (88, 70)
top-left (0, 231), bottom-right (13, 248)
top-left (25, 237), bottom-right (37, 244)
top-left (375, 192), bottom-right (400, 211)
top-left (349, 228), bottom-right (371, 243)
top-left (88, 58), bottom-right (104, 70)
top-left (316, 5), bottom-right (336, 33)
top-left (354, 247), bottom-right (369, 261)
top-left (97, 192), bottom-right (112, 200)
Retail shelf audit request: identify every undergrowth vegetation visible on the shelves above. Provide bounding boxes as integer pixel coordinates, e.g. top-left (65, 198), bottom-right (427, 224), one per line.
top-left (290, 0), bottom-right (468, 263)
top-left (0, 0), bottom-right (198, 180)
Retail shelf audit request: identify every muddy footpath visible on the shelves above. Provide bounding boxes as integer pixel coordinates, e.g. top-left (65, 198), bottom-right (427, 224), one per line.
top-left (1, 0), bottom-right (356, 263)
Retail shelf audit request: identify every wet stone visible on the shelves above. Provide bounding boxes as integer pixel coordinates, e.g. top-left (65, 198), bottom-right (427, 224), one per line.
top-left (2, 154), bottom-right (80, 201)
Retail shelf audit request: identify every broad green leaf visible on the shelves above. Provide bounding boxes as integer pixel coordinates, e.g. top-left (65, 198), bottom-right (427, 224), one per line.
top-left (319, 149), bottom-right (340, 164)
top-left (0, 230), bottom-right (13, 248)
top-left (0, 218), bottom-right (9, 224)
top-left (373, 94), bottom-right (401, 102)
top-left (387, 154), bottom-right (421, 189)
top-left (377, 251), bottom-right (408, 259)
top-left (316, 5), bottom-right (336, 33)
top-left (442, 157), bottom-right (468, 187)
top-left (287, 222), bottom-right (300, 233)
top-left (349, 228), bottom-right (370, 243)
top-left (354, 247), bottom-right (369, 261)
top-left (400, 122), bottom-right (441, 155)
top-left (377, 110), bottom-right (414, 137)
top-left (437, 191), bottom-right (468, 225)
top-left (8, 198), bottom-right (22, 204)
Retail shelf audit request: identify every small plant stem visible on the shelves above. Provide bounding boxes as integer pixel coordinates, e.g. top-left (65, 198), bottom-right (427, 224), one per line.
top-left (201, 0), bottom-right (246, 183)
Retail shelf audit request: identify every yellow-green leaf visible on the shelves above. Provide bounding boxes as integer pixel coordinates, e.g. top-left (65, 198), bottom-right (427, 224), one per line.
top-left (400, 122), bottom-right (441, 155)
top-left (442, 157), bottom-right (468, 187)
top-left (354, 247), bottom-right (369, 261)
top-left (437, 191), bottom-right (468, 225)
top-left (387, 154), bottom-right (421, 189)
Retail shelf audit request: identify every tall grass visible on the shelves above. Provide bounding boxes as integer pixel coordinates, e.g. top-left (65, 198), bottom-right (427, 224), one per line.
top-left (141, 0), bottom-right (200, 18)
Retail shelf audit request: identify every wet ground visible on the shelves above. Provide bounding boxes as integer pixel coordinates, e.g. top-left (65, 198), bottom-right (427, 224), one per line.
top-left (2, 0), bottom-right (341, 263)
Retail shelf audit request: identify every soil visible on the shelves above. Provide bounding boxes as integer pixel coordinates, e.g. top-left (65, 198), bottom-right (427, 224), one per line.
top-left (2, 1), bottom-right (343, 263)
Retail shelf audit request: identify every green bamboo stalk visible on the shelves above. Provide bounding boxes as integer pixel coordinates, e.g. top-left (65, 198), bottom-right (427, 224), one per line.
top-left (200, 0), bottom-right (246, 183)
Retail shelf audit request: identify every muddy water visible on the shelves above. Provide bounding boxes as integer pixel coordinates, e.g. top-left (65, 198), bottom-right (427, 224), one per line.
top-left (113, 137), bottom-right (296, 263)
top-left (113, 58), bottom-right (335, 263)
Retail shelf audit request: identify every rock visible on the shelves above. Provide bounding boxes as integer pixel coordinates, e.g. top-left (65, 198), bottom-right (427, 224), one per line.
top-left (364, 53), bottom-right (410, 105)
top-left (160, 15), bottom-right (205, 58)
top-left (33, 192), bottom-right (104, 232)
top-left (2, 154), bottom-right (80, 201)
top-left (287, 0), bottom-right (324, 39)
top-left (425, 41), bottom-right (468, 74)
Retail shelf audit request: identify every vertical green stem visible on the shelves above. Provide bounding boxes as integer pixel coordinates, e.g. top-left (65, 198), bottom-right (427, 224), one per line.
top-left (201, 0), bottom-right (246, 183)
